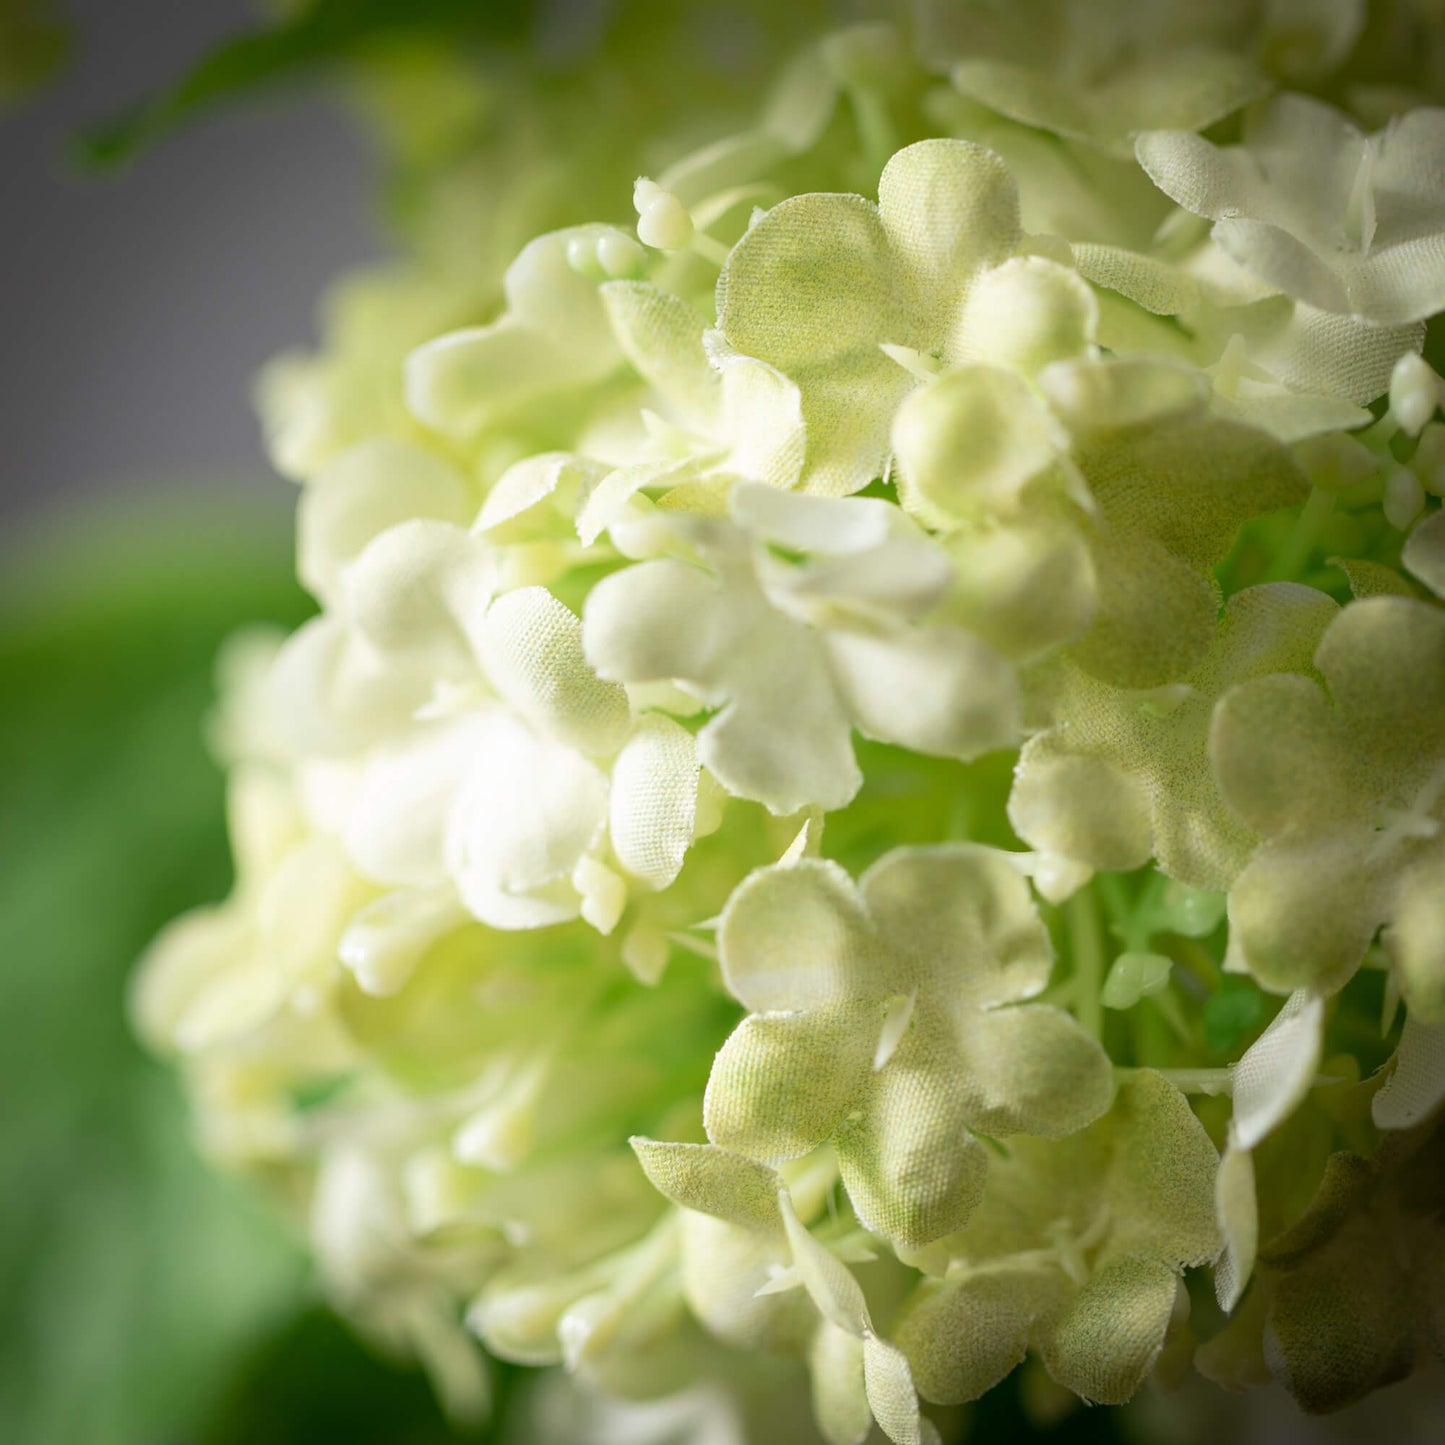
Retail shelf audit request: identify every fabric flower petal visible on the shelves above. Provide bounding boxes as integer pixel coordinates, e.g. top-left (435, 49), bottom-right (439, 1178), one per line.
top-left (959, 1003), bottom-right (1115, 1138)
top-left (1036, 1255), bottom-right (1179, 1405)
top-left (704, 1005), bottom-right (875, 1162)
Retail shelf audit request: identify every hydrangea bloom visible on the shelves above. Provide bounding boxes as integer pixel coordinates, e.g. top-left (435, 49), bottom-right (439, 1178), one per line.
top-left (139, 5), bottom-right (1445, 1440)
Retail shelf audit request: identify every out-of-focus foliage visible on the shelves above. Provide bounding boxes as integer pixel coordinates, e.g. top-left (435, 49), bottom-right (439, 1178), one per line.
top-left (0, 508), bottom-right (313, 1445)
top-left (0, 0), bottom-right (70, 102)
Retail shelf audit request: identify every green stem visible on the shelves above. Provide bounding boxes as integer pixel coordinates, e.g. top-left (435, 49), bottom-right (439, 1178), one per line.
top-left (1166, 937), bottom-right (1222, 993)
top-left (1149, 986), bottom-right (1193, 1047)
top-left (1066, 889), bottom-right (1105, 1039)
top-left (1094, 870), bottom-right (1134, 945)
top-left (1265, 486), bottom-right (1335, 583)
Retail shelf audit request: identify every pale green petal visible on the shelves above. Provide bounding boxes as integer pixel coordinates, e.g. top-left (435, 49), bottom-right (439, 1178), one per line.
top-left (1384, 843), bottom-right (1445, 1023)
top-left (587, 549), bottom-right (866, 814)
top-left (1235, 301), bottom-right (1424, 410)
top-left (1331, 557), bottom-right (1416, 600)
top-left (1137, 127), bottom-right (1278, 232)
top-left (406, 227), bottom-right (623, 436)
top-left (609, 715), bottom-right (698, 891)
top-left (1009, 744), bottom-right (1155, 875)
top-left (1370, 1016), bottom-right (1445, 1129)
top-left (826, 625), bottom-right (1021, 763)
top-left (268, 612), bottom-right (434, 756)
top-left (1084, 415), bottom-right (1308, 570)
top-left (1139, 100), bottom-right (1445, 325)
top-left (730, 484), bottom-right (895, 557)
top-left (1037, 1256), bottom-right (1178, 1404)
top-left (944, 517), bottom-right (1096, 660)
top-left (892, 365), bottom-right (1062, 526)
top-left (779, 1190), bottom-right (870, 1336)
top-left (583, 558), bottom-right (729, 686)
top-left (1214, 1143), bottom-right (1257, 1312)
top-left (698, 647), bottom-right (862, 814)
top-left (809, 1322), bottom-right (873, 1445)
top-left (131, 906), bottom-right (267, 1054)
top-left (704, 1006), bottom-right (874, 1162)
top-left (1070, 244), bottom-right (1204, 317)
top-left (794, 354), bottom-right (917, 497)
top-left (344, 715), bottom-right (487, 888)
top-left (715, 348), bottom-right (807, 489)
top-left (859, 844), bottom-right (1055, 1007)
top-left (718, 859), bottom-right (876, 1013)
top-left (342, 519), bottom-right (489, 674)
top-left (876, 138), bottom-right (1021, 303)
top-left (719, 197), bottom-right (898, 375)
top-left (682, 1213), bottom-right (812, 1353)
top-left (1038, 353), bottom-right (1208, 432)
top-left (955, 48), bottom-right (1264, 157)
top-left (1068, 533), bottom-right (1219, 688)
top-left (950, 257), bottom-right (1096, 375)
top-left (895, 1263), bottom-right (1070, 1405)
top-left (1214, 388), bottom-right (1369, 444)
top-left (1231, 991), bottom-right (1325, 1152)
top-left (600, 281), bottom-right (717, 425)
top-left (836, 1024), bottom-right (990, 1248)
top-left (475, 451), bottom-right (609, 537)
top-left (1316, 595), bottom-right (1445, 773)
top-left (1106, 1069), bottom-right (1222, 1269)
top-left (787, 537), bottom-right (955, 620)
top-left (446, 712), bottom-right (607, 927)
top-left (298, 439), bottom-right (472, 606)
top-left (717, 192), bottom-right (912, 496)
top-left (477, 586), bottom-right (631, 757)
top-left (1016, 584), bottom-right (1334, 889)
top-left (630, 1139), bottom-right (782, 1234)
top-left (1403, 509), bottom-right (1445, 599)
top-left (960, 1004), bottom-right (1114, 1138)
top-left (862, 1331), bottom-right (936, 1445)
top-left (1209, 675), bottom-right (1355, 835)
top-left (1227, 833), bottom-right (1384, 996)
top-left (1219, 219), bottom-right (1340, 316)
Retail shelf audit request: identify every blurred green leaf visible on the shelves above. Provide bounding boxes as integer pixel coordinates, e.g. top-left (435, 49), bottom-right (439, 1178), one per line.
top-left (1204, 977), bottom-right (1266, 1057)
top-left (0, 0), bottom-right (72, 104)
top-left (76, 0), bottom-right (531, 170)
top-left (200, 1308), bottom-right (506, 1445)
top-left (0, 499), bottom-right (314, 1445)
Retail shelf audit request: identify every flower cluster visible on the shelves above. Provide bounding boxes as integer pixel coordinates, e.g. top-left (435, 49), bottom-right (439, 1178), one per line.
top-left (139, 3), bottom-right (1445, 1439)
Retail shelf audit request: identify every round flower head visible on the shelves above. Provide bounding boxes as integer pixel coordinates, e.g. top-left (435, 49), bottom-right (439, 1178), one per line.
top-left (138, 5), bottom-right (1445, 1439)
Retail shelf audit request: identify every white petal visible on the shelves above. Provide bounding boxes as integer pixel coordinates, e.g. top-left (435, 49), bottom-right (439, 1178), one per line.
top-left (827, 626), bottom-right (1019, 762)
top-left (1371, 1016), bottom-right (1445, 1129)
top-left (609, 715), bottom-right (699, 890)
top-left (446, 713), bottom-right (608, 927)
top-left (1230, 990), bottom-right (1324, 1152)
top-left (475, 587), bottom-right (631, 756)
top-left (299, 439), bottom-right (472, 606)
top-left (344, 715), bottom-right (489, 888)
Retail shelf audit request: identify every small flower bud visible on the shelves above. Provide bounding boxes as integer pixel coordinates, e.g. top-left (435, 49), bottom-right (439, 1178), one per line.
top-left (1412, 422), bottom-right (1445, 497)
top-left (1389, 352), bottom-right (1442, 436)
top-left (566, 233), bottom-right (601, 275)
top-left (1384, 463), bottom-right (1426, 531)
top-left (596, 230), bottom-right (645, 278)
top-left (634, 176), bottom-right (694, 251)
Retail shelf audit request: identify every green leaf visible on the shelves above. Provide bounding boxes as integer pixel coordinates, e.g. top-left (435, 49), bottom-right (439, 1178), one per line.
top-left (0, 501), bottom-right (314, 1445)
top-left (75, 0), bottom-right (530, 170)
top-left (1204, 978), bottom-right (1265, 1056)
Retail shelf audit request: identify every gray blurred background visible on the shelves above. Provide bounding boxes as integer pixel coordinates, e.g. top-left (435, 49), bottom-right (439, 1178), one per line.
top-left (1, 0), bottom-right (378, 529)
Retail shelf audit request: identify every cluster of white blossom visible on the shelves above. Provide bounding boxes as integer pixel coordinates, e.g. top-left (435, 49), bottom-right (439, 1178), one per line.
top-left (139, 3), bottom-right (1445, 1439)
